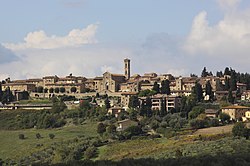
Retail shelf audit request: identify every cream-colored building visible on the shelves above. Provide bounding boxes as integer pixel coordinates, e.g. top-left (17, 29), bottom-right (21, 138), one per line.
top-left (221, 105), bottom-right (250, 121)
top-left (121, 92), bottom-right (138, 109)
top-left (2, 83), bottom-right (36, 92)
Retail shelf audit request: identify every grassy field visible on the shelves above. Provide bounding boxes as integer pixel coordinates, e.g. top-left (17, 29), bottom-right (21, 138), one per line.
top-left (0, 120), bottom-right (98, 161)
top-left (193, 124), bottom-right (234, 135)
top-left (96, 125), bottom-right (239, 161)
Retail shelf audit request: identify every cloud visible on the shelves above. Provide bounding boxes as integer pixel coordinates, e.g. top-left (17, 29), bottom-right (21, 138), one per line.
top-left (217, 0), bottom-right (241, 9)
top-left (0, 44), bottom-right (19, 64)
top-left (183, 2), bottom-right (250, 71)
top-left (4, 24), bottom-right (98, 50)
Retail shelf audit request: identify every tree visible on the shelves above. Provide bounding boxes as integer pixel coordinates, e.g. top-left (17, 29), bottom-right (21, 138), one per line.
top-left (201, 67), bottom-right (208, 77)
top-left (97, 123), bottom-right (106, 136)
top-left (224, 77), bottom-right (230, 91)
top-left (224, 67), bottom-right (230, 75)
top-left (205, 81), bottom-right (214, 101)
top-left (1, 87), bottom-right (14, 104)
top-left (161, 80), bottom-right (170, 95)
top-left (194, 82), bottom-right (203, 102)
top-left (37, 86), bottom-right (43, 93)
top-left (128, 95), bottom-right (140, 109)
top-left (55, 87), bottom-right (59, 93)
top-left (188, 106), bottom-right (205, 119)
top-left (228, 90), bottom-right (234, 104)
top-left (49, 87), bottom-right (54, 93)
top-left (232, 122), bottom-right (249, 138)
top-left (70, 87), bottom-right (77, 93)
top-left (219, 112), bottom-right (230, 124)
top-left (107, 124), bottom-right (116, 134)
top-left (104, 97), bottom-right (111, 110)
top-left (52, 101), bottom-right (67, 113)
top-left (59, 87), bottom-right (65, 93)
top-left (49, 133), bottom-right (55, 139)
top-left (145, 96), bottom-right (152, 117)
top-left (36, 133), bottom-right (42, 139)
top-left (18, 134), bottom-right (25, 140)
top-left (152, 82), bottom-right (160, 94)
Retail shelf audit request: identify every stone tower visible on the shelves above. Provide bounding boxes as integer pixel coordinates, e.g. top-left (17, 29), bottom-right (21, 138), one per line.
top-left (124, 58), bottom-right (130, 80)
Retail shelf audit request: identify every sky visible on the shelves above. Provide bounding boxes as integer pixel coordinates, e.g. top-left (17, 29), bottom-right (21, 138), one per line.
top-left (1, 0), bottom-right (250, 80)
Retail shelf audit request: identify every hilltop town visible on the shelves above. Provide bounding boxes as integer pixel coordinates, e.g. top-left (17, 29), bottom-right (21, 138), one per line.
top-left (1, 59), bottom-right (250, 165)
top-left (1, 59), bottom-right (250, 112)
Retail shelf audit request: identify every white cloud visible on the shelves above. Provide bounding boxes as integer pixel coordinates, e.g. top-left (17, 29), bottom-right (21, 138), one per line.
top-left (183, 3), bottom-right (250, 71)
top-left (217, 0), bottom-right (241, 9)
top-left (4, 24), bottom-right (98, 50)
top-left (0, 44), bottom-right (19, 64)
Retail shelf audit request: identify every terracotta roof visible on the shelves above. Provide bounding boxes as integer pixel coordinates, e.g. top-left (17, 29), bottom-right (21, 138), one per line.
top-left (205, 109), bottom-right (219, 114)
top-left (222, 105), bottom-right (250, 109)
top-left (121, 92), bottom-right (138, 95)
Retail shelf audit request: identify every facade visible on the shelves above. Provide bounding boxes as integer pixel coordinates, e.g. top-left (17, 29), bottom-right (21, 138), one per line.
top-left (205, 109), bottom-right (220, 118)
top-left (221, 105), bottom-right (250, 120)
top-left (117, 119), bottom-right (138, 131)
top-left (2, 83), bottom-right (36, 92)
top-left (108, 107), bottom-right (125, 117)
top-left (121, 92), bottom-right (138, 109)
top-left (140, 94), bottom-right (181, 112)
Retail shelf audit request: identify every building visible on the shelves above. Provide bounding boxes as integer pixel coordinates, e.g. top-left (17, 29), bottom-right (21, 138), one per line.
top-left (108, 107), bottom-right (125, 117)
top-left (221, 105), bottom-right (250, 120)
top-left (117, 119), bottom-right (138, 131)
top-left (205, 109), bottom-right (220, 118)
top-left (121, 92), bottom-right (138, 109)
top-left (2, 83), bottom-right (36, 92)
top-left (140, 94), bottom-right (181, 112)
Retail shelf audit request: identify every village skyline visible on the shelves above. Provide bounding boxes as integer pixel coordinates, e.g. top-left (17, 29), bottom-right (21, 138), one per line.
top-left (1, 0), bottom-right (250, 80)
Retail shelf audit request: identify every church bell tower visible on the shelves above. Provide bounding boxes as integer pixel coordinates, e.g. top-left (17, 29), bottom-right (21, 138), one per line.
top-left (124, 58), bottom-right (130, 80)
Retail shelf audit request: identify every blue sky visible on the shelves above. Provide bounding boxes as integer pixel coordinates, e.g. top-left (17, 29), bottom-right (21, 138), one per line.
top-left (0, 0), bottom-right (222, 43)
top-left (1, 0), bottom-right (250, 79)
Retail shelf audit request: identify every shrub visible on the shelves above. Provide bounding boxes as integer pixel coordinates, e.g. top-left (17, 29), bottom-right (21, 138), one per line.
top-left (36, 133), bottom-right (42, 139)
top-left (49, 133), bottom-right (55, 139)
top-left (84, 146), bottom-right (97, 159)
top-left (19, 134), bottom-right (25, 140)
top-left (232, 122), bottom-right (249, 139)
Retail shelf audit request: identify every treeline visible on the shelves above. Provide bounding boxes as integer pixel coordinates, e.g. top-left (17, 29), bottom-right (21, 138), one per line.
top-left (34, 154), bottom-right (250, 166)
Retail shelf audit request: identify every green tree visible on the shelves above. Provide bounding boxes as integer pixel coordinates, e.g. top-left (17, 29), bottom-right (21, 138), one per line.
top-left (232, 122), bottom-right (249, 138)
top-left (205, 81), bottom-right (214, 101)
top-left (104, 97), bottom-right (111, 110)
top-left (107, 124), bottom-right (116, 134)
top-left (128, 95), bottom-right (140, 109)
top-left (219, 112), bottom-right (230, 124)
top-left (194, 82), bottom-right (203, 102)
top-left (145, 96), bottom-right (152, 117)
top-left (161, 80), bottom-right (170, 95)
top-left (201, 67), bottom-right (208, 77)
top-left (152, 82), bottom-right (160, 94)
top-left (97, 123), bottom-right (106, 136)
top-left (188, 106), bottom-right (205, 119)
top-left (1, 87), bottom-right (14, 104)
top-left (228, 90), bottom-right (234, 104)
top-left (52, 101), bottom-right (67, 113)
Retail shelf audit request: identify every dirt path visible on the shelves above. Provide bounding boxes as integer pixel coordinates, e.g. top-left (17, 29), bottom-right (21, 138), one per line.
top-left (193, 125), bottom-right (233, 135)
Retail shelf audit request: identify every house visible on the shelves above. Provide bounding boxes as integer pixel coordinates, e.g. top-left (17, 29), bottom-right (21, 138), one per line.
top-left (205, 109), bottom-right (220, 118)
top-left (221, 105), bottom-right (250, 121)
top-left (139, 94), bottom-right (181, 112)
top-left (120, 92), bottom-right (138, 109)
top-left (108, 107), bottom-right (125, 117)
top-left (117, 119), bottom-right (138, 131)
top-left (242, 111), bottom-right (250, 122)
top-left (2, 83), bottom-right (36, 92)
